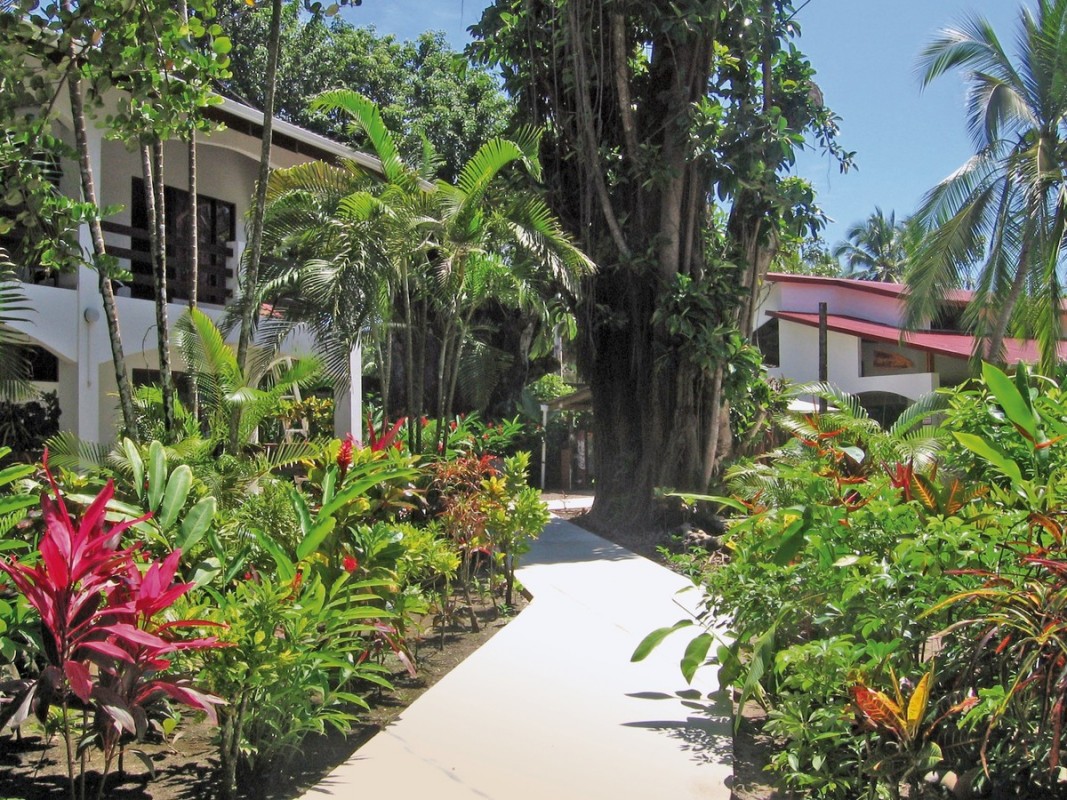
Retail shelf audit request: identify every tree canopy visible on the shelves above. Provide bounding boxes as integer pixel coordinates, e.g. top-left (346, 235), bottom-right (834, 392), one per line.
top-left (216, 2), bottom-right (514, 179)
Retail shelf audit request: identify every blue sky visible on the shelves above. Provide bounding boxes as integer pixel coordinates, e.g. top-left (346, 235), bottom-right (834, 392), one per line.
top-left (348, 0), bottom-right (1030, 250)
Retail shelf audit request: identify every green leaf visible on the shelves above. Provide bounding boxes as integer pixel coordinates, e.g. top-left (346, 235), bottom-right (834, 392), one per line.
top-left (772, 511), bottom-right (809, 566)
top-left (289, 485), bottom-right (312, 538)
top-left (123, 438), bottom-right (143, 499)
top-left (177, 496), bottom-right (215, 552)
top-left (189, 557), bottom-right (221, 587)
top-left (158, 464), bottom-right (192, 530)
top-left (322, 465), bottom-right (337, 506)
top-left (0, 493), bottom-right (37, 518)
top-left (983, 362), bottom-right (1037, 441)
top-left (680, 632), bottom-right (714, 684)
top-left (129, 749), bottom-right (156, 779)
top-left (212, 36), bottom-right (232, 55)
top-left (147, 441), bottom-right (166, 510)
top-left (0, 463), bottom-right (34, 488)
top-left (735, 623), bottom-right (776, 731)
top-left (296, 517), bottom-right (336, 560)
top-left (253, 529), bottom-right (296, 582)
top-left (666, 491), bottom-right (748, 514)
top-left (631, 620), bottom-right (694, 662)
top-left (953, 432), bottom-right (1024, 484)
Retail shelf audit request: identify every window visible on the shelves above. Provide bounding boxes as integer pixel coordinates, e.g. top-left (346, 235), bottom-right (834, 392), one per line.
top-left (130, 179), bottom-right (235, 304)
top-left (26, 346), bottom-right (58, 382)
top-left (931, 304), bottom-right (965, 331)
top-left (753, 319), bottom-right (780, 368)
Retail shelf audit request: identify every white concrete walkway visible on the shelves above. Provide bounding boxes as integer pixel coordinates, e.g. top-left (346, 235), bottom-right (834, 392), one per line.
top-left (299, 515), bottom-right (733, 800)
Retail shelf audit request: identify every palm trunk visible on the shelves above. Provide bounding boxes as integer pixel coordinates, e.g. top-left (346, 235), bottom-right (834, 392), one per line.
top-left (66, 66), bottom-right (138, 439)
top-left (188, 134), bottom-right (200, 419)
top-left (444, 312), bottom-right (474, 426)
top-left (434, 321), bottom-right (453, 445)
top-left (142, 141), bottom-right (176, 435)
top-left (231, 0), bottom-right (282, 451)
top-left (401, 265), bottom-right (417, 446)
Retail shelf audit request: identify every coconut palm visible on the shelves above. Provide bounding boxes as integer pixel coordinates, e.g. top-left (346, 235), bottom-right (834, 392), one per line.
top-left (833, 208), bottom-right (918, 282)
top-left (904, 0), bottom-right (1067, 375)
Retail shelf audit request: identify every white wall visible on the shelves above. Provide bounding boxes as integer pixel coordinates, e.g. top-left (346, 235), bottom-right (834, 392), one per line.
top-left (771, 320), bottom-right (937, 401)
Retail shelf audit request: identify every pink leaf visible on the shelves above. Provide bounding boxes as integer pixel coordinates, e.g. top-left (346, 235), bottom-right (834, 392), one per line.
top-left (78, 479), bottom-right (114, 548)
top-left (105, 622), bottom-right (169, 650)
top-left (64, 660), bottom-right (93, 703)
top-left (149, 682), bottom-right (225, 724)
top-left (80, 640), bottom-right (135, 664)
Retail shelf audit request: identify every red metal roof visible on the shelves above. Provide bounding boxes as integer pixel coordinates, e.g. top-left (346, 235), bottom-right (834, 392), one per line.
top-left (765, 273), bottom-right (973, 303)
top-left (770, 311), bottom-right (1067, 364)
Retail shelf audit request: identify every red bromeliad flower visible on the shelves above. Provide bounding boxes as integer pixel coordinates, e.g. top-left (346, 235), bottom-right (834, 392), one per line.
top-left (337, 433), bottom-right (355, 479)
top-left (342, 554), bottom-right (359, 573)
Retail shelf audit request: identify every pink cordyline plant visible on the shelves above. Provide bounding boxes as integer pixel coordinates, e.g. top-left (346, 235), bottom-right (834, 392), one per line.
top-left (0, 453), bottom-right (224, 798)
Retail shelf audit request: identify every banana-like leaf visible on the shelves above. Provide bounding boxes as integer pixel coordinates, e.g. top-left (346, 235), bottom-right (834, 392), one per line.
top-left (159, 465), bottom-right (192, 530)
top-left (123, 438), bottom-right (144, 498)
top-left (147, 441), bottom-right (166, 510)
top-left (631, 619), bottom-right (694, 662)
top-left (296, 517), bottom-right (337, 561)
top-left (177, 496), bottom-right (216, 552)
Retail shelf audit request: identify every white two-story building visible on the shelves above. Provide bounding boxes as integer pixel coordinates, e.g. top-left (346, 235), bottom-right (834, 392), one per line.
top-left (753, 272), bottom-right (1067, 422)
top-left (3, 95), bottom-right (378, 443)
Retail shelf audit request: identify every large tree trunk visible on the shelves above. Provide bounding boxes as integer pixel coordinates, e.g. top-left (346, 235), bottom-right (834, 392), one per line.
top-left (67, 68), bottom-right (138, 439)
top-left (578, 19), bottom-right (719, 528)
top-left (473, 1), bottom-right (801, 527)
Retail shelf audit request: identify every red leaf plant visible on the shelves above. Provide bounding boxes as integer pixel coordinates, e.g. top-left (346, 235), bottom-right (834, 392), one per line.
top-left (366, 413), bottom-right (406, 452)
top-left (0, 454), bottom-right (225, 798)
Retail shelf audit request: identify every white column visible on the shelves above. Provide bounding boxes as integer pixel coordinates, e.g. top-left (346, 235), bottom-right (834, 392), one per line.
top-left (334, 341), bottom-right (362, 441)
top-left (75, 127), bottom-right (106, 443)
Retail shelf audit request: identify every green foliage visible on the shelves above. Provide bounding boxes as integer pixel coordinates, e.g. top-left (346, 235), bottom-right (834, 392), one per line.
top-left (0, 391), bottom-right (59, 456)
top-left (216, 9), bottom-right (513, 179)
top-left (175, 308), bottom-right (323, 454)
top-left (525, 373), bottom-right (572, 403)
top-left (640, 371), bottom-right (1067, 797)
top-left (186, 571), bottom-right (392, 794)
top-left (482, 451), bottom-right (550, 607)
top-left (833, 207), bottom-right (920, 283)
top-left (906, 0), bottom-right (1067, 375)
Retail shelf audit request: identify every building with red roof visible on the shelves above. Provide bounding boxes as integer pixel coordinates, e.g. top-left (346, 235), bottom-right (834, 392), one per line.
top-left (754, 273), bottom-right (1067, 423)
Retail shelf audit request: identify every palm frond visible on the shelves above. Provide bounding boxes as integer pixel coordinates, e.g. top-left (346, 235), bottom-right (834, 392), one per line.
top-left (44, 430), bottom-right (109, 472)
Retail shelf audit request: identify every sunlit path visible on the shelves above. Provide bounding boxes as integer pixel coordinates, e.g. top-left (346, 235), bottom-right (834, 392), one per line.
top-left (299, 515), bottom-right (733, 800)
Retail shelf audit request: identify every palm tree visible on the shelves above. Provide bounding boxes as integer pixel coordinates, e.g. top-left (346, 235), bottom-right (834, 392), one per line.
top-left (246, 90), bottom-right (593, 441)
top-left (904, 0), bottom-right (1067, 375)
top-left (833, 208), bottom-right (918, 282)
top-left (175, 308), bottom-right (321, 453)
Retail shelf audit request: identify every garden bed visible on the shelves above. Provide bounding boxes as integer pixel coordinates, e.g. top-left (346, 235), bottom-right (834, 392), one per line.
top-left (0, 592), bottom-right (525, 800)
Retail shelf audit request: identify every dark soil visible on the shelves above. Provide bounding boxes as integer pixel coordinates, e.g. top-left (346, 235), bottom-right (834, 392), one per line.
top-left (0, 593), bottom-right (525, 800)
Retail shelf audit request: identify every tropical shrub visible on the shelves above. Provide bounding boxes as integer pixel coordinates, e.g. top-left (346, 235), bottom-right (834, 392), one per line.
top-left (637, 366), bottom-right (1067, 798)
top-left (482, 451), bottom-right (550, 607)
top-left (185, 569), bottom-right (394, 799)
top-left (0, 460), bottom-right (223, 799)
top-left (0, 390), bottom-right (60, 457)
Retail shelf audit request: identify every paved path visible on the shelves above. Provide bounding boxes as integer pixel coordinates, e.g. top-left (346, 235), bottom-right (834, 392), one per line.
top-left (300, 514), bottom-right (733, 800)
